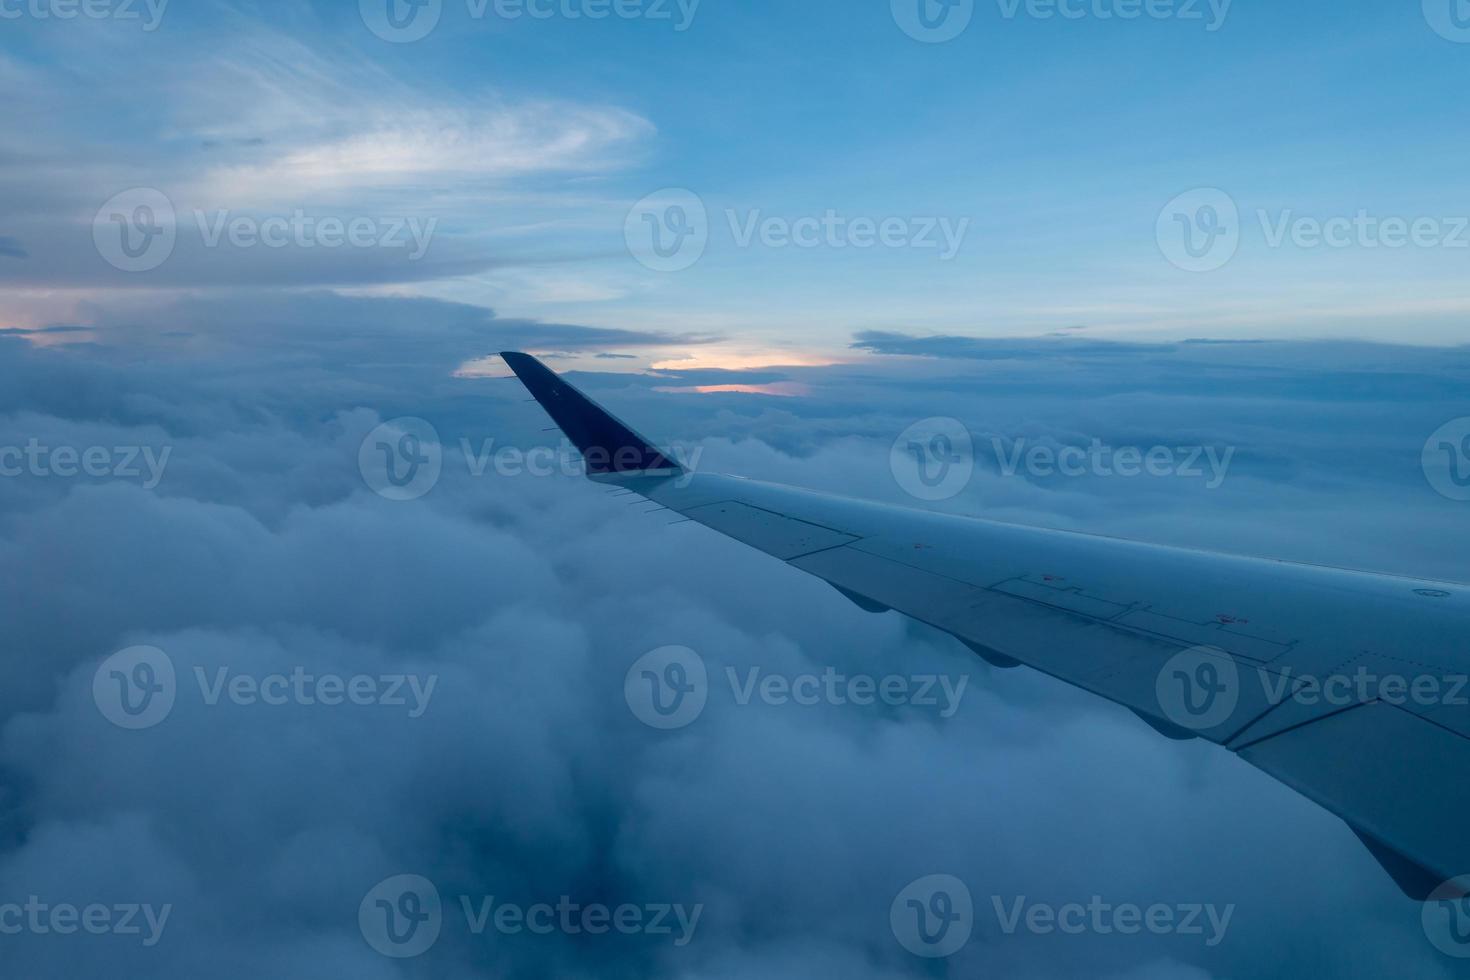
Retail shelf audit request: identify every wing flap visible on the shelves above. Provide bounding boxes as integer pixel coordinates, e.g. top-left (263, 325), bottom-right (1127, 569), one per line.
top-left (1239, 702), bottom-right (1470, 897)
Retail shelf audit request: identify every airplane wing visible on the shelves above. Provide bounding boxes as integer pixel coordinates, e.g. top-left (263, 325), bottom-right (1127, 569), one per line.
top-left (501, 351), bottom-right (1470, 900)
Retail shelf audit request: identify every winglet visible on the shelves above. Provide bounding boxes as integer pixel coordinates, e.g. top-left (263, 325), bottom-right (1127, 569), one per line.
top-left (500, 352), bottom-right (682, 477)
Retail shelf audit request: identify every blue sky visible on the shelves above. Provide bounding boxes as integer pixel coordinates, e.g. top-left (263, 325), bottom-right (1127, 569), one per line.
top-left (6, 5), bottom-right (1470, 976)
top-left (3, 0), bottom-right (1470, 366)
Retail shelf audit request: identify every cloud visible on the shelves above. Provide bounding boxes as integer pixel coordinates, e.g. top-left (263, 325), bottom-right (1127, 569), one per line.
top-left (851, 330), bottom-right (1179, 359)
top-left (199, 103), bottom-right (656, 204)
top-left (0, 317), bottom-right (1462, 977)
top-left (0, 13), bottom-right (657, 301)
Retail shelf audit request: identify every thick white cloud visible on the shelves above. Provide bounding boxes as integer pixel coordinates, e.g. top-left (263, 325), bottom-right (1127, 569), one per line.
top-left (0, 313), bottom-right (1461, 976)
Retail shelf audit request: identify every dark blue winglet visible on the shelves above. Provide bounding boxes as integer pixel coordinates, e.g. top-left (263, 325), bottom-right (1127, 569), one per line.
top-left (500, 352), bottom-right (681, 476)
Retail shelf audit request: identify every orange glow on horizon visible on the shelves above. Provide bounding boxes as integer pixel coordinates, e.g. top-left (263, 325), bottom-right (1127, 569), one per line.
top-left (654, 382), bottom-right (810, 397)
top-left (650, 350), bottom-right (844, 372)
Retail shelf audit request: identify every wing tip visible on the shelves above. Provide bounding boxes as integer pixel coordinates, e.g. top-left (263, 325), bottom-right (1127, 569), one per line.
top-left (499, 351), bottom-right (682, 476)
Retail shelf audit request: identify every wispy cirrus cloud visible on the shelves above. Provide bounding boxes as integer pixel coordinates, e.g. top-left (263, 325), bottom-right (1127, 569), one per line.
top-left (0, 10), bottom-right (657, 306)
top-left (197, 104), bottom-right (654, 204)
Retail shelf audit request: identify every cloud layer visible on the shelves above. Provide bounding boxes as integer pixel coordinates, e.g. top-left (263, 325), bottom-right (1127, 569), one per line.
top-left (0, 306), bottom-right (1465, 976)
